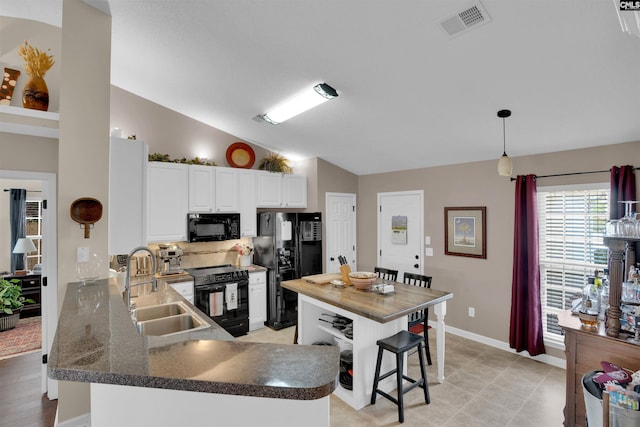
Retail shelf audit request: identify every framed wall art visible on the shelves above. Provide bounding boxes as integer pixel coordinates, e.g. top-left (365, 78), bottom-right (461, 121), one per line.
top-left (444, 206), bottom-right (486, 259)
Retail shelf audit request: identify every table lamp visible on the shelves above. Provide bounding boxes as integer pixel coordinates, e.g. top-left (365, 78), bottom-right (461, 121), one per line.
top-left (13, 237), bottom-right (36, 276)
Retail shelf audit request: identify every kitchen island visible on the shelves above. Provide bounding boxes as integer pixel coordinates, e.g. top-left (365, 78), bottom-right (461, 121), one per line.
top-left (48, 278), bottom-right (339, 427)
top-left (282, 277), bottom-right (453, 410)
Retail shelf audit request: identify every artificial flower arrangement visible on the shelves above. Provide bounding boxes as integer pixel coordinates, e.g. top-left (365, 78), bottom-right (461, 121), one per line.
top-left (232, 243), bottom-right (253, 256)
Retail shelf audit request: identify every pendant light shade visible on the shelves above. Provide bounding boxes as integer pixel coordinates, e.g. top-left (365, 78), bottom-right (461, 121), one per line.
top-left (497, 109), bottom-right (512, 177)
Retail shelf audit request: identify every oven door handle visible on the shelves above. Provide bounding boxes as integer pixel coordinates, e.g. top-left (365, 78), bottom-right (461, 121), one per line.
top-left (195, 283), bottom-right (226, 292)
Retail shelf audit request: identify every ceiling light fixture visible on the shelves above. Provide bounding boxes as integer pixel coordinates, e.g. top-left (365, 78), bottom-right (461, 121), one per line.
top-left (497, 109), bottom-right (513, 177)
top-left (262, 83), bottom-right (338, 125)
top-left (614, 0), bottom-right (640, 37)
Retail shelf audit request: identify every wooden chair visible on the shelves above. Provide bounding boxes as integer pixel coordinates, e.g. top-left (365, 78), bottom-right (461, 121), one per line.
top-left (403, 272), bottom-right (433, 365)
top-left (374, 267), bottom-right (398, 282)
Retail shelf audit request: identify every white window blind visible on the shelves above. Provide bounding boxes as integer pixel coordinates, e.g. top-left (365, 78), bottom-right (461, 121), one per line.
top-left (25, 200), bottom-right (43, 271)
top-left (537, 187), bottom-right (609, 343)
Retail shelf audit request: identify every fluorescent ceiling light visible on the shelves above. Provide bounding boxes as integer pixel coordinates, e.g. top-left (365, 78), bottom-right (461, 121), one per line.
top-left (262, 83), bottom-right (338, 125)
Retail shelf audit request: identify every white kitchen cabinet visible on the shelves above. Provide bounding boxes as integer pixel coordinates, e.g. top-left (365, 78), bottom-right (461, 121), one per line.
top-left (214, 167), bottom-right (239, 212)
top-left (255, 171), bottom-right (283, 207)
top-left (188, 165), bottom-right (215, 212)
top-left (248, 270), bottom-right (267, 331)
top-left (239, 170), bottom-right (257, 237)
top-left (255, 172), bottom-right (307, 208)
top-left (147, 162), bottom-right (188, 242)
top-left (283, 174), bottom-right (307, 208)
top-left (109, 137), bottom-right (148, 254)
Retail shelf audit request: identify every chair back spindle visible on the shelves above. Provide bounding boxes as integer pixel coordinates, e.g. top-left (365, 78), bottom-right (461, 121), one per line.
top-left (374, 267), bottom-right (398, 282)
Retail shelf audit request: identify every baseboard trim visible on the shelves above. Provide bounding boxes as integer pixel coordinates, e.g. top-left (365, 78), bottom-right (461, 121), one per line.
top-left (55, 410), bottom-right (91, 427)
top-left (430, 321), bottom-right (566, 370)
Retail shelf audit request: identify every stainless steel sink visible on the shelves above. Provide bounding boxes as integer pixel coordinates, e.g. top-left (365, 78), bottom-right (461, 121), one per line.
top-left (136, 314), bottom-right (208, 336)
top-left (131, 301), bottom-right (210, 337)
top-left (132, 302), bottom-right (187, 322)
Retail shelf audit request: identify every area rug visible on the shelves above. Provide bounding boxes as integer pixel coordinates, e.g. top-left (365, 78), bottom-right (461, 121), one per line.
top-left (0, 316), bottom-right (41, 360)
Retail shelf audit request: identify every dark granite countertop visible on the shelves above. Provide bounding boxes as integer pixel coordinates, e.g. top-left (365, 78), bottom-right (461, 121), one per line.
top-left (48, 278), bottom-right (338, 400)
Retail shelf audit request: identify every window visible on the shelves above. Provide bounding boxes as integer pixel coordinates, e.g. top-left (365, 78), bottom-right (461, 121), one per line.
top-left (537, 185), bottom-right (609, 344)
top-left (25, 199), bottom-right (43, 271)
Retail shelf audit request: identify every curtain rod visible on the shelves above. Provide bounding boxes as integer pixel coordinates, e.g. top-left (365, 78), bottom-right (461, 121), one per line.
top-left (3, 189), bottom-right (42, 192)
top-left (510, 167), bottom-right (640, 182)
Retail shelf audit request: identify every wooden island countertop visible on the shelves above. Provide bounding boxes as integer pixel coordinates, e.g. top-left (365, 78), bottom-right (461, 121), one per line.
top-left (282, 278), bottom-right (453, 323)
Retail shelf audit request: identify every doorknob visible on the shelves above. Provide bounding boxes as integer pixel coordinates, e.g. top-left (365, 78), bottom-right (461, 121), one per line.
top-left (414, 264), bottom-right (419, 269)
top-left (330, 257), bottom-right (335, 261)
top-left (415, 255), bottom-right (419, 259)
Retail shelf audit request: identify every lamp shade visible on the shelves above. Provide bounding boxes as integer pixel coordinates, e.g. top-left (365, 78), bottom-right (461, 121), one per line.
top-left (497, 154), bottom-right (513, 177)
top-left (13, 237), bottom-right (36, 254)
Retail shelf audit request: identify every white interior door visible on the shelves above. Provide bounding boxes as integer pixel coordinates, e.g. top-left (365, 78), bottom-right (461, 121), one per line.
top-left (0, 170), bottom-right (58, 399)
top-left (325, 193), bottom-right (356, 273)
top-left (377, 191), bottom-right (423, 280)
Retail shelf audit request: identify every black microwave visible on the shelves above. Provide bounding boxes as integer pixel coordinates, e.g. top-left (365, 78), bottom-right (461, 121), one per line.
top-left (187, 213), bottom-right (241, 242)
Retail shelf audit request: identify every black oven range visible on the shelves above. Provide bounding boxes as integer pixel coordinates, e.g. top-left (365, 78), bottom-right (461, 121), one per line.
top-left (186, 265), bottom-right (249, 337)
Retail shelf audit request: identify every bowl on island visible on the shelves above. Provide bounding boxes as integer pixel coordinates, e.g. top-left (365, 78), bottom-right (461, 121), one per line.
top-left (348, 272), bottom-right (377, 289)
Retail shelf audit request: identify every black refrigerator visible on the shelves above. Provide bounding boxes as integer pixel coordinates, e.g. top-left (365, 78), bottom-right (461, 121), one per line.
top-left (253, 212), bottom-right (322, 330)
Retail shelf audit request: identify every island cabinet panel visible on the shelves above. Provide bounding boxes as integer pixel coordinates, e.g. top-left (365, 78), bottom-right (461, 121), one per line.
top-left (91, 383), bottom-right (330, 427)
top-left (147, 162), bottom-right (188, 242)
top-left (297, 294), bottom-right (402, 410)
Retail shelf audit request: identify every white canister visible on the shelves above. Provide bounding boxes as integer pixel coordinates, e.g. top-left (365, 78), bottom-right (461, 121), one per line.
top-left (239, 255), bottom-right (252, 267)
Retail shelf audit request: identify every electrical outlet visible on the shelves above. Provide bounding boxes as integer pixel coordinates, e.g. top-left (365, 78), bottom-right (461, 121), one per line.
top-left (468, 307), bottom-right (475, 317)
top-left (77, 247), bottom-right (89, 263)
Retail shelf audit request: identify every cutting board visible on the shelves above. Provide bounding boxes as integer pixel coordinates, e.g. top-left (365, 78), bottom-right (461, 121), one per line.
top-left (302, 273), bottom-right (342, 284)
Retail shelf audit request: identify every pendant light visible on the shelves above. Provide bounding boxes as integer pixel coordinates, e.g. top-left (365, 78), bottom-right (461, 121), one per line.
top-left (497, 109), bottom-right (512, 177)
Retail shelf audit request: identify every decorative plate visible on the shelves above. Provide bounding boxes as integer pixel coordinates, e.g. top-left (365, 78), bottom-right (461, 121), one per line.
top-left (226, 142), bottom-right (255, 169)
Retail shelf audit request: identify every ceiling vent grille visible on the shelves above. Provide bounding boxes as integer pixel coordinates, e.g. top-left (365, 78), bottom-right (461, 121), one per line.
top-left (439, 1), bottom-right (491, 38)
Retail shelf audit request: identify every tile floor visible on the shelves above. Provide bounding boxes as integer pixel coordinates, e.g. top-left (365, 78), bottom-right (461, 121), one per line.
top-left (237, 326), bottom-right (566, 426)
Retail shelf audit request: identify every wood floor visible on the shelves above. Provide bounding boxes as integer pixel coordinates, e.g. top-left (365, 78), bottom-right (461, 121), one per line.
top-left (0, 352), bottom-right (57, 427)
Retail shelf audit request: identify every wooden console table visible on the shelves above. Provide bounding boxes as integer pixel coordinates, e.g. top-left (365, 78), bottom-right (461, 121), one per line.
top-left (558, 311), bottom-right (640, 426)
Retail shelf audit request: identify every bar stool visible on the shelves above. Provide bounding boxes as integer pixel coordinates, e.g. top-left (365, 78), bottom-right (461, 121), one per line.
top-left (370, 330), bottom-right (430, 423)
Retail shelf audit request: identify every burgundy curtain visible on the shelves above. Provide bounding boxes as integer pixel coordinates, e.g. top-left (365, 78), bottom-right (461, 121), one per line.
top-left (509, 174), bottom-right (545, 356)
top-left (610, 166), bottom-right (637, 219)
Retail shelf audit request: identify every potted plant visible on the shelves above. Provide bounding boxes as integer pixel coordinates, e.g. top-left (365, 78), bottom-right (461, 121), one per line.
top-left (0, 277), bottom-right (34, 331)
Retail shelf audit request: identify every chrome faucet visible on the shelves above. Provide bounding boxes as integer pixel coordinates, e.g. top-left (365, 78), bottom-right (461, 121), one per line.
top-left (124, 246), bottom-right (157, 311)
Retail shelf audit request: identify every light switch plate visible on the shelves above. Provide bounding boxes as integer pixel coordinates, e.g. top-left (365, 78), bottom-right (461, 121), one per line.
top-left (77, 247), bottom-right (90, 263)
top-left (425, 236), bottom-right (431, 245)
top-left (425, 247), bottom-right (434, 256)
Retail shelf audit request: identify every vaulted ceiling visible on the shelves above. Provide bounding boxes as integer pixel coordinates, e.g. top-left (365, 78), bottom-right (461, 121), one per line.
top-left (7, 1), bottom-right (640, 175)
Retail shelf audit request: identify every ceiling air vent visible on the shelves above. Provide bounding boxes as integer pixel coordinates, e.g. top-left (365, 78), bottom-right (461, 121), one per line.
top-left (439, 1), bottom-right (491, 38)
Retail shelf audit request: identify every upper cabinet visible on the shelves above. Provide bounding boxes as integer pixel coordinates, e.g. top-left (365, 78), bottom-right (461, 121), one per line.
top-left (109, 137), bottom-right (148, 254)
top-left (147, 162), bottom-right (188, 242)
top-left (238, 170), bottom-right (257, 237)
top-left (256, 171), bottom-right (307, 208)
top-left (283, 174), bottom-right (307, 208)
top-left (188, 165), bottom-right (215, 212)
top-left (214, 168), bottom-right (240, 212)
top-left (255, 171), bottom-right (283, 207)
